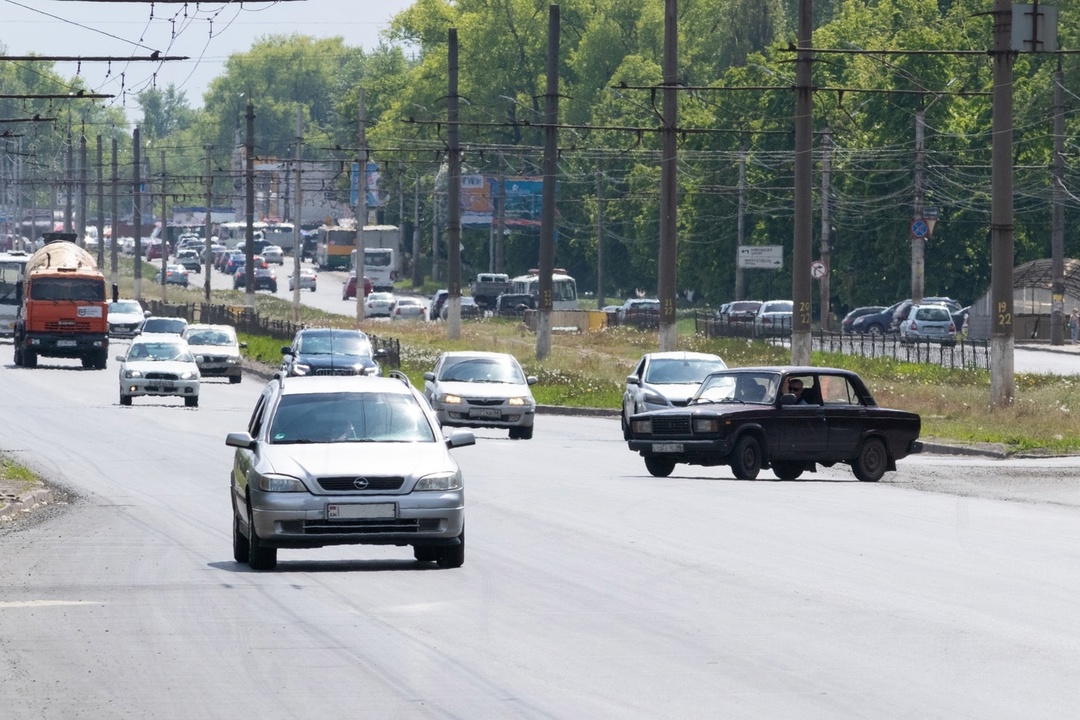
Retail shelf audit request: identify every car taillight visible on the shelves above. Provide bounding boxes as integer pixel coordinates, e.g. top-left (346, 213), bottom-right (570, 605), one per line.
top-left (909, 321), bottom-right (917, 330)
top-left (949, 322), bottom-right (956, 332)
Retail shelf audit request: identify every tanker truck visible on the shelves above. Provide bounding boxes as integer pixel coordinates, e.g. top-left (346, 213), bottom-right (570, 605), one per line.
top-left (13, 233), bottom-right (109, 369)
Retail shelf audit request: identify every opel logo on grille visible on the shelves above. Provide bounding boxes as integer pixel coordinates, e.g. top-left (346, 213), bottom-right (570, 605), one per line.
top-left (352, 477), bottom-right (369, 489)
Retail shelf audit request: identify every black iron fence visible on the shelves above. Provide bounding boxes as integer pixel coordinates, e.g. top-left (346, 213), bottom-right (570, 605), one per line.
top-left (694, 311), bottom-right (990, 370)
top-left (145, 299), bottom-right (401, 369)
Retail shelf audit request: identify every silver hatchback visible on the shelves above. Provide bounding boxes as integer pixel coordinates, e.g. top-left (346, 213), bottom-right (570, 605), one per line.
top-left (899, 303), bottom-right (956, 344)
top-left (226, 374), bottom-right (475, 570)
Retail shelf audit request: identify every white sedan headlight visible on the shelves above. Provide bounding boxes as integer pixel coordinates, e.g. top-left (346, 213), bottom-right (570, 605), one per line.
top-left (415, 470), bottom-right (462, 491)
top-left (292, 363), bottom-right (311, 376)
top-left (124, 369), bottom-right (143, 378)
top-left (256, 474), bottom-right (307, 492)
top-left (179, 370), bottom-right (199, 380)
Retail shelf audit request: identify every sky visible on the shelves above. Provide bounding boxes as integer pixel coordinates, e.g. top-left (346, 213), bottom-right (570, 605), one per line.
top-left (0, 0), bottom-right (415, 118)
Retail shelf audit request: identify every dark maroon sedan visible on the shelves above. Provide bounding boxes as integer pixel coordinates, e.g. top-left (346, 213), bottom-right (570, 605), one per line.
top-left (626, 366), bottom-right (921, 481)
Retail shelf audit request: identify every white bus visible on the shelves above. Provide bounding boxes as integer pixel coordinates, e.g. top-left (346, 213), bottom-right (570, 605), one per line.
top-left (0, 251), bottom-right (31, 336)
top-left (215, 221), bottom-right (267, 249)
top-left (509, 269), bottom-right (578, 311)
top-left (350, 247), bottom-right (396, 292)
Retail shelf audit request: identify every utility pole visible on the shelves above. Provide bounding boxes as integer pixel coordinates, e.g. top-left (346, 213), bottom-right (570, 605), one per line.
top-left (819, 126), bottom-right (832, 331)
top-left (432, 184), bottom-right (440, 283)
top-left (354, 89), bottom-right (368, 325)
top-left (64, 125), bottom-right (73, 234)
top-left (292, 106), bottom-right (303, 321)
top-left (913, 102), bottom-right (926, 304)
top-left (496, 154), bottom-right (506, 273)
top-left (412, 174), bottom-right (422, 287)
top-left (658, 0), bottom-right (678, 352)
top-left (204, 143), bottom-right (213, 303)
top-left (447, 29), bottom-right (462, 339)
top-left (735, 148), bottom-right (746, 301)
top-left (133, 127), bottom-right (143, 300)
top-left (990, 0), bottom-right (1014, 406)
top-left (596, 158), bottom-right (606, 309)
top-left (398, 162), bottom-right (406, 279)
top-left (244, 100), bottom-right (255, 308)
top-left (96, 135), bottom-right (104, 270)
top-left (1051, 59), bottom-right (1065, 346)
top-left (78, 131), bottom-right (87, 247)
top-left (791, 0), bottom-right (813, 364)
top-left (160, 149), bottom-right (168, 302)
top-left (536, 5), bottom-right (559, 359)
top-left (110, 137), bottom-right (118, 288)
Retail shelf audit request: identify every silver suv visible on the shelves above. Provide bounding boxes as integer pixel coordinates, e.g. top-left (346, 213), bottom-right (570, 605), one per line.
top-left (226, 373), bottom-right (475, 570)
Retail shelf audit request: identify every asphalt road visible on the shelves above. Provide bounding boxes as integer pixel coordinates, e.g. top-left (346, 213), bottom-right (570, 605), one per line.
top-left (0, 354), bottom-right (1078, 718)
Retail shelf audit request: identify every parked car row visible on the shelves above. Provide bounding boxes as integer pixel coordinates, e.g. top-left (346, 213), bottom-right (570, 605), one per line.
top-left (846, 296), bottom-right (967, 342)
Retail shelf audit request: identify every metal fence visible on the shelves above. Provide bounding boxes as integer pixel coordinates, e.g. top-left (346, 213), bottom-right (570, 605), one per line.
top-left (144, 299), bottom-right (401, 369)
top-left (694, 311), bottom-right (991, 370)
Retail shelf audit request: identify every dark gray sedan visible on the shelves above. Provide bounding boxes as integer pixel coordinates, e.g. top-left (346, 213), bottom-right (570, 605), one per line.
top-left (627, 366), bottom-right (922, 481)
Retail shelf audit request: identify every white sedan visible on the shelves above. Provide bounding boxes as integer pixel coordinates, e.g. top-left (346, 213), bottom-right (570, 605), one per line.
top-left (391, 297), bottom-right (426, 320)
top-left (116, 335), bottom-right (200, 407)
top-left (365, 292), bottom-right (395, 317)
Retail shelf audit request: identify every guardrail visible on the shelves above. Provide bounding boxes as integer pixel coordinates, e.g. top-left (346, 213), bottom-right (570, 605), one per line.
top-left (694, 311), bottom-right (990, 370)
top-left (144, 299), bottom-right (401, 369)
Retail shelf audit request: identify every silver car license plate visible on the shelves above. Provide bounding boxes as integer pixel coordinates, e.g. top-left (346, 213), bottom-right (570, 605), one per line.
top-left (327, 503), bottom-right (396, 520)
top-left (469, 408), bottom-right (502, 419)
top-left (654, 443), bottom-right (683, 453)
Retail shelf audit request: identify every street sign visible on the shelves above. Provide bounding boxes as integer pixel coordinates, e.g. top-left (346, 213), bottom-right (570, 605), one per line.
top-left (911, 219), bottom-right (929, 238)
top-left (810, 260), bottom-right (827, 279)
top-left (737, 245), bottom-right (783, 269)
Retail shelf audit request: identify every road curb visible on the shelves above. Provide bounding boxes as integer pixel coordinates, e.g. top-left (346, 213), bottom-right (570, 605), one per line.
top-left (0, 487), bottom-right (54, 524)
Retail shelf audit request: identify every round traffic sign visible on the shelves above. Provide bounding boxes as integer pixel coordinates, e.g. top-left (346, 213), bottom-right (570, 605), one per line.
top-left (911, 219), bottom-right (929, 238)
top-left (810, 260), bottom-right (827, 279)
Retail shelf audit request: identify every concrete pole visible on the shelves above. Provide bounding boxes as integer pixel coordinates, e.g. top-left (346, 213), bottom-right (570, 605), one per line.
top-left (536, 5), bottom-right (560, 359)
top-left (1051, 60), bottom-right (1065, 345)
top-left (244, 101), bottom-right (256, 308)
top-left (292, 107), bottom-right (303, 321)
top-left (96, 135), bottom-right (104, 270)
top-left (596, 158), bottom-right (605, 309)
top-left (657, 0), bottom-right (678, 352)
top-left (735, 149), bottom-right (746, 301)
top-left (819, 126), bottom-right (832, 331)
top-left (447, 30), bottom-right (462, 339)
top-left (79, 131), bottom-right (87, 247)
top-left (110, 138), bottom-right (118, 288)
top-left (355, 90), bottom-right (368, 325)
top-left (64, 126), bottom-right (73, 234)
top-left (913, 103), bottom-right (926, 304)
top-left (204, 144), bottom-right (213, 303)
top-left (412, 174), bottom-right (422, 287)
top-left (496, 155), bottom-right (506, 273)
top-left (990, 0), bottom-right (1014, 406)
top-left (160, 149), bottom-right (168, 302)
top-left (133, 127), bottom-right (142, 300)
top-left (791, 0), bottom-right (813, 364)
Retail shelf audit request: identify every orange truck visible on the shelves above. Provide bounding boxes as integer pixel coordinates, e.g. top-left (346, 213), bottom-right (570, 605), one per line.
top-left (13, 233), bottom-right (109, 369)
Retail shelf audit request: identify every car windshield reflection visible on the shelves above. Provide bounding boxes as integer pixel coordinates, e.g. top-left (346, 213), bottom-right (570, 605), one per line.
top-left (438, 358), bottom-right (525, 384)
top-left (693, 372), bottom-right (781, 404)
top-left (269, 392), bottom-right (435, 444)
top-left (644, 359), bottom-right (727, 385)
top-left (129, 343), bottom-right (193, 362)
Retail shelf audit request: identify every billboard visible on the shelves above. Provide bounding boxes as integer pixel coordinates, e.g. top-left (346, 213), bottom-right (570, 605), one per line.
top-left (350, 161), bottom-right (385, 207)
top-left (459, 175), bottom-right (544, 227)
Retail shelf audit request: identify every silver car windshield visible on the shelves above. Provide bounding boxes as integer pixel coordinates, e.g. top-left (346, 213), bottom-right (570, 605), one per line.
top-left (644, 358), bottom-right (726, 384)
top-left (269, 392), bottom-right (435, 444)
top-left (439, 357), bottom-right (525, 384)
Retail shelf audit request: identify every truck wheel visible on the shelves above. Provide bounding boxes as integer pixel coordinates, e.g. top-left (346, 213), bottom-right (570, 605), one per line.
top-left (95, 350), bottom-right (108, 369)
top-left (13, 343), bottom-right (22, 366)
top-left (24, 350), bottom-right (37, 368)
top-left (81, 355), bottom-right (93, 369)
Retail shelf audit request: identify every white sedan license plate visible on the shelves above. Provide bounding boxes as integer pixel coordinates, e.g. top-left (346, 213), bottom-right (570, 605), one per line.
top-left (57, 339), bottom-right (77, 347)
top-left (654, 443), bottom-right (683, 453)
top-left (469, 408), bottom-right (502, 419)
top-left (327, 503), bottom-right (396, 520)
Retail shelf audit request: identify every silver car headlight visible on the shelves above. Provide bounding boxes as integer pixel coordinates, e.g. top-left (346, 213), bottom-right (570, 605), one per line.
top-left (507, 396), bottom-right (531, 407)
top-left (124, 369), bottom-right (143, 378)
top-left (642, 391), bottom-right (669, 406)
top-left (439, 393), bottom-right (463, 405)
top-left (415, 470), bottom-right (463, 492)
top-left (256, 474), bottom-right (307, 492)
top-left (227, 355), bottom-right (242, 365)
